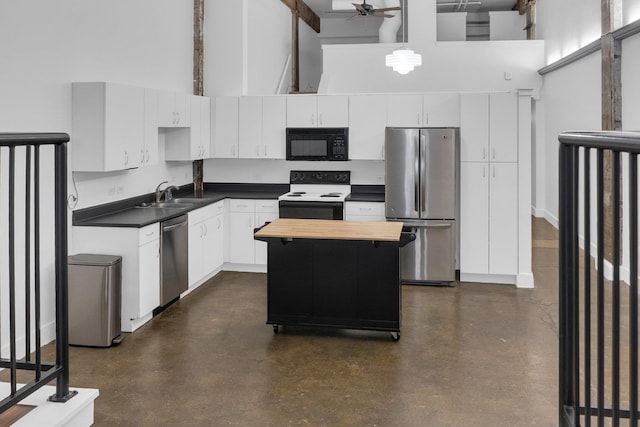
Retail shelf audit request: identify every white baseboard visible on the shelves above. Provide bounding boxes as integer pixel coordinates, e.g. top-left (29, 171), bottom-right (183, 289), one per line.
top-left (459, 273), bottom-right (517, 285)
top-left (1, 320), bottom-right (56, 360)
top-left (222, 263), bottom-right (267, 273)
top-left (516, 273), bottom-right (535, 288)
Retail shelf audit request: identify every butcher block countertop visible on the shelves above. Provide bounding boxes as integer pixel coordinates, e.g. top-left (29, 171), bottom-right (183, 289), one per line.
top-left (254, 218), bottom-right (403, 242)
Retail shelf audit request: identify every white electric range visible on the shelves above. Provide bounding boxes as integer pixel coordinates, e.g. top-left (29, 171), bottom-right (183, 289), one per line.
top-left (278, 171), bottom-right (350, 220)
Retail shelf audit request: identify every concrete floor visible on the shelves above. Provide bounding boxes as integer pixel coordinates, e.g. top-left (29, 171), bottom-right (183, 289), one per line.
top-left (51, 218), bottom-right (560, 426)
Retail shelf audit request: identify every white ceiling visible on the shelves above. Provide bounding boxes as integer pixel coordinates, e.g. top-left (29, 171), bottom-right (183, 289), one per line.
top-left (305, 0), bottom-right (518, 18)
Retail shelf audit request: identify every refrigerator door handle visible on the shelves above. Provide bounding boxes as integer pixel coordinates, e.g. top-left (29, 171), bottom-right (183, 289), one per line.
top-left (414, 133), bottom-right (420, 213)
top-left (420, 133), bottom-right (426, 213)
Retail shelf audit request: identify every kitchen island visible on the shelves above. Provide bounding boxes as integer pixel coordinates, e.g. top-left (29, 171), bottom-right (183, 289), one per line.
top-left (254, 219), bottom-right (413, 340)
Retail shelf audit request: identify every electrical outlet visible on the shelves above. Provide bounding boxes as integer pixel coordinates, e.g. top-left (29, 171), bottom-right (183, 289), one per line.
top-left (107, 187), bottom-right (116, 196)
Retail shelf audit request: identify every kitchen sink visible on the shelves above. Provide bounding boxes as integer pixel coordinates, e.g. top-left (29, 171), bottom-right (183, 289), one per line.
top-left (167, 198), bottom-right (205, 204)
top-left (137, 201), bottom-right (194, 209)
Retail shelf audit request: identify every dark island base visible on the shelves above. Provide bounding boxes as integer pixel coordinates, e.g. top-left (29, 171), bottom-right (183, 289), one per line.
top-left (262, 238), bottom-right (402, 341)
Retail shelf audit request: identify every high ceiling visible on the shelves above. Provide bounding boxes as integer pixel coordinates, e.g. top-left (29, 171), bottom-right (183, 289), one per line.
top-left (304, 0), bottom-right (518, 18)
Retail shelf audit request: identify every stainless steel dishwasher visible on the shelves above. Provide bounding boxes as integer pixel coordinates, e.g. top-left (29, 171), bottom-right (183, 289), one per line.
top-left (160, 215), bottom-right (189, 307)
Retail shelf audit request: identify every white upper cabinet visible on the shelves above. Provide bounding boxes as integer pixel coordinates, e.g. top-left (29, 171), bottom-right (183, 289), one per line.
top-left (286, 95), bottom-right (348, 127)
top-left (142, 89), bottom-right (159, 167)
top-left (165, 95), bottom-right (211, 161)
top-left (423, 93), bottom-right (460, 127)
top-left (387, 94), bottom-right (423, 127)
top-left (489, 92), bottom-right (518, 162)
top-left (348, 94), bottom-right (388, 160)
top-left (261, 96), bottom-right (287, 159)
top-left (72, 82), bottom-right (144, 172)
top-left (460, 93), bottom-right (490, 162)
top-left (212, 96), bottom-right (239, 158)
top-left (240, 96), bottom-right (286, 159)
top-left (239, 96), bottom-right (263, 158)
top-left (158, 91), bottom-right (191, 127)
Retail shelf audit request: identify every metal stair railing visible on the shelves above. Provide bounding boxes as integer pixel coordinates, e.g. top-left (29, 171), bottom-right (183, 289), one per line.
top-left (0, 133), bottom-right (76, 414)
top-left (559, 131), bottom-right (640, 427)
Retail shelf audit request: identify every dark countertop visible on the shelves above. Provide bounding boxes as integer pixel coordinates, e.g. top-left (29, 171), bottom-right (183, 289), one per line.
top-left (345, 185), bottom-right (385, 202)
top-left (73, 183), bottom-right (289, 228)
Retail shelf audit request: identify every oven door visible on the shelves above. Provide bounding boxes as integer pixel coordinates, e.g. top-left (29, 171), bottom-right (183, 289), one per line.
top-left (279, 201), bottom-right (344, 220)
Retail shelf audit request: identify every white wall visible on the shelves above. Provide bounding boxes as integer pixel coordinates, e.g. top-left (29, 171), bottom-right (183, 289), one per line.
top-left (204, 159), bottom-right (384, 185)
top-left (437, 13), bottom-right (467, 42)
top-left (0, 0), bottom-right (195, 358)
top-left (204, 0), bottom-right (322, 95)
top-left (539, 53), bottom-right (602, 226)
top-left (319, 41), bottom-right (544, 94)
top-left (536, 0), bottom-right (601, 65)
top-left (489, 11), bottom-right (526, 41)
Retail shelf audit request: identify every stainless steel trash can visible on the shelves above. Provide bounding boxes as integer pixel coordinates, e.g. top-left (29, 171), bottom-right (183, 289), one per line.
top-left (68, 254), bottom-right (123, 347)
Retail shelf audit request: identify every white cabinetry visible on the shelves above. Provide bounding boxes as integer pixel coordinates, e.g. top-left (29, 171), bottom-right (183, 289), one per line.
top-left (423, 93), bottom-right (460, 127)
top-left (142, 89), bottom-right (160, 167)
top-left (188, 201), bottom-right (224, 289)
top-left (348, 95), bottom-right (388, 160)
top-left (71, 82), bottom-right (144, 172)
top-left (158, 91), bottom-right (191, 127)
top-left (165, 96), bottom-right (211, 161)
top-left (460, 92), bottom-right (517, 162)
top-left (459, 92), bottom-right (519, 280)
top-left (286, 95), bottom-right (348, 127)
top-left (228, 199), bottom-right (278, 265)
top-left (345, 202), bottom-right (386, 221)
top-left (239, 96), bottom-right (286, 159)
top-left (387, 94), bottom-right (423, 127)
top-left (72, 223), bottom-right (160, 332)
top-left (387, 93), bottom-right (460, 128)
top-left (212, 96), bottom-right (239, 158)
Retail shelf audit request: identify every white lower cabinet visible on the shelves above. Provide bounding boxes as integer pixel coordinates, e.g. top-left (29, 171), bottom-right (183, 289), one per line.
top-left (345, 202), bottom-right (386, 221)
top-left (72, 223), bottom-right (160, 332)
top-left (460, 162), bottom-right (517, 277)
top-left (188, 201), bottom-right (224, 289)
top-left (228, 199), bottom-right (278, 265)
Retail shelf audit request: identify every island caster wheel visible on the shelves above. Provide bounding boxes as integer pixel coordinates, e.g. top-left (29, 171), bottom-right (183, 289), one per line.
top-left (391, 332), bottom-right (400, 341)
top-left (273, 325), bottom-right (279, 334)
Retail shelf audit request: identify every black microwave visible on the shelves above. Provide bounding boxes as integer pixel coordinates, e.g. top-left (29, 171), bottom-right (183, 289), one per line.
top-left (286, 128), bottom-right (349, 161)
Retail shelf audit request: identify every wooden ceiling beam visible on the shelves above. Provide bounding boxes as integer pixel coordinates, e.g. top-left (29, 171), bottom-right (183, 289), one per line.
top-left (281, 0), bottom-right (321, 33)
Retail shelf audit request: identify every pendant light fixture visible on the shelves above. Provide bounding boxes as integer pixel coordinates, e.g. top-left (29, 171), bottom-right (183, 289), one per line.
top-left (385, 0), bottom-right (422, 75)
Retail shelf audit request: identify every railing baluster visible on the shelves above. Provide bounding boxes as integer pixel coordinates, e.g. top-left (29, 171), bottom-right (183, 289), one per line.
top-left (630, 153), bottom-right (638, 427)
top-left (584, 146), bottom-right (592, 427)
top-left (25, 145), bottom-right (31, 362)
top-left (612, 150), bottom-right (621, 426)
top-left (34, 145), bottom-right (42, 381)
top-left (597, 148), bottom-right (605, 427)
top-left (8, 146), bottom-right (17, 397)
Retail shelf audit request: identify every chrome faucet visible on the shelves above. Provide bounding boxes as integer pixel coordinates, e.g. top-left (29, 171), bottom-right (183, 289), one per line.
top-left (155, 181), bottom-right (179, 203)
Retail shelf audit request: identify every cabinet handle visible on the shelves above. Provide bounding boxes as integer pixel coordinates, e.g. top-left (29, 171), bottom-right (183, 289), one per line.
top-left (257, 145), bottom-right (260, 156)
top-left (140, 149), bottom-right (145, 164)
top-left (264, 146), bottom-right (268, 157)
top-left (172, 112), bottom-right (177, 125)
top-left (483, 148), bottom-right (486, 160)
top-left (232, 145), bottom-right (236, 156)
top-left (217, 217), bottom-right (221, 229)
top-left (492, 148), bottom-right (496, 160)
top-left (200, 224), bottom-right (204, 238)
top-left (145, 149), bottom-right (150, 163)
top-left (176, 112), bottom-right (180, 124)
top-left (204, 223), bottom-right (208, 236)
top-left (146, 231), bottom-right (155, 237)
top-left (417, 113), bottom-right (421, 125)
top-left (483, 166), bottom-right (486, 179)
top-left (124, 151), bottom-right (129, 166)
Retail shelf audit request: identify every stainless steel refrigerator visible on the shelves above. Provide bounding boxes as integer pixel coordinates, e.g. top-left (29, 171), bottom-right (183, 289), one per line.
top-left (385, 127), bottom-right (458, 283)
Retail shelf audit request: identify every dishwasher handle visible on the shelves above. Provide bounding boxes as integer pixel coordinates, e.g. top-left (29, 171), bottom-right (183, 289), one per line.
top-left (161, 215), bottom-right (188, 231)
